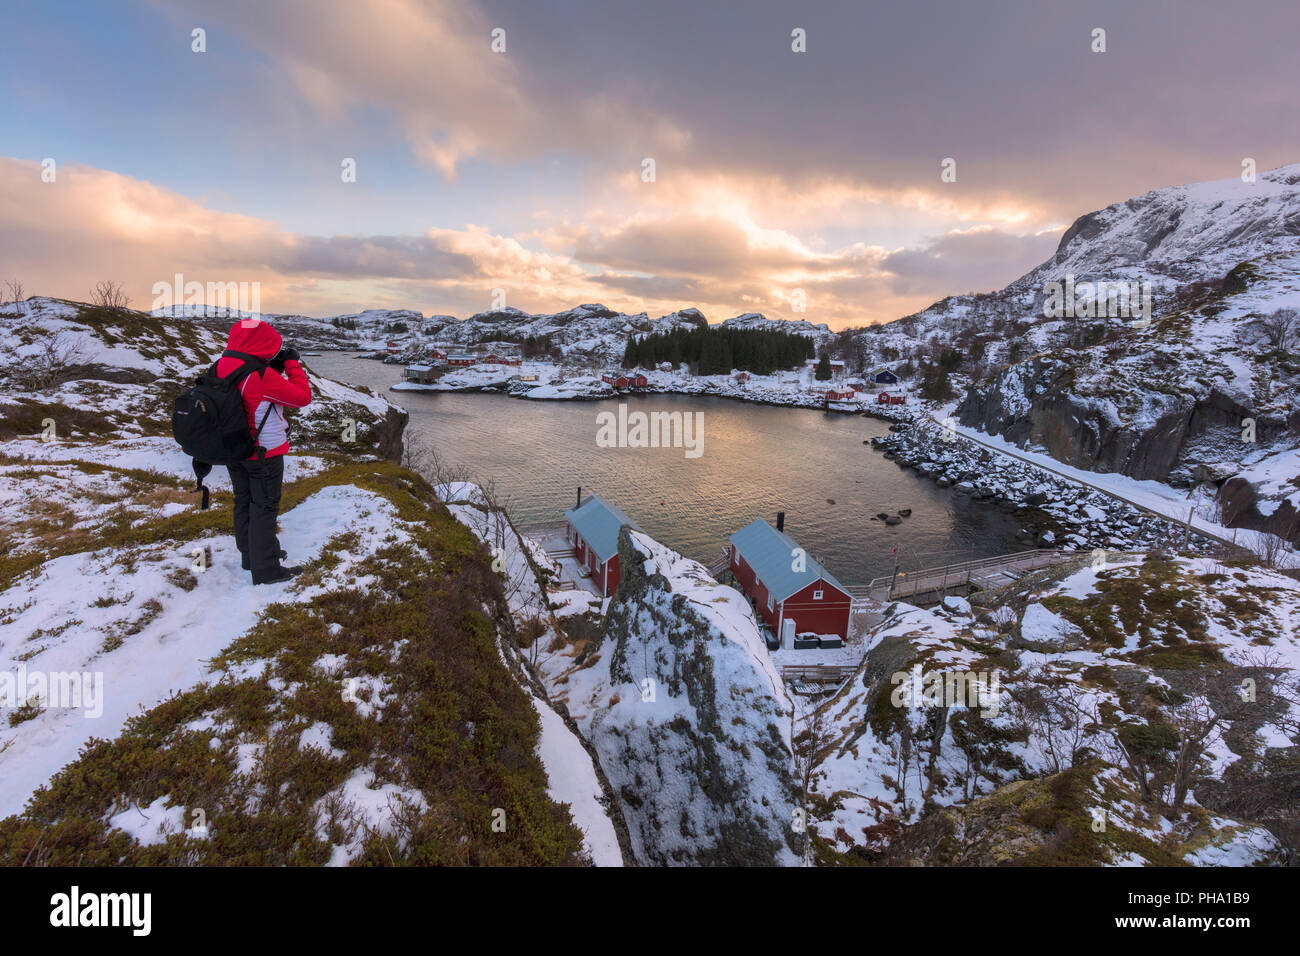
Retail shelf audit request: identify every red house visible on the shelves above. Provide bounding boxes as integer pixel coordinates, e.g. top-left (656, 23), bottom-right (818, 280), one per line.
top-left (826, 387), bottom-right (855, 401)
top-left (564, 494), bottom-right (641, 597)
top-left (447, 354), bottom-right (477, 367)
top-left (485, 353), bottom-right (522, 366)
top-left (728, 518), bottom-right (852, 641)
top-left (877, 392), bottom-right (906, 405)
top-left (429, 348), bottom-right (447, 361)
top-left (386, 341), bottom-right (401, 355)
top-left (603, 372), bottom-right (647, 389)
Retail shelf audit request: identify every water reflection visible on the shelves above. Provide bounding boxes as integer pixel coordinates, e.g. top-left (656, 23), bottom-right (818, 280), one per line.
top-left (306, 353), bottom-right (1026, 583)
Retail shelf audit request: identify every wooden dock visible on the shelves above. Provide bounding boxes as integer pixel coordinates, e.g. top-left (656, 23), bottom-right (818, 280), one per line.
top-left (780, 663), bottom-right (859, 686)
top-left (861, 549), bottom-right (1077, 607)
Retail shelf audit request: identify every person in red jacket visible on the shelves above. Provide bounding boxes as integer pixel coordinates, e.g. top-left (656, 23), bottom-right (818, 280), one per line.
top-left (215, 319), bottom-right (312, 585)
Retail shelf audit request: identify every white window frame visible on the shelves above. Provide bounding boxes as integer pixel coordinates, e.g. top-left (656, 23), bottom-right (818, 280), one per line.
top-left (813, 589), bottom-right (824, 600)
top-left (767, 594), bottom-right (774, 612)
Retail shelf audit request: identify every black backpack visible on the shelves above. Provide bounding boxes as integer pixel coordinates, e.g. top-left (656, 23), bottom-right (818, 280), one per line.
top-left (172, 350), bottom-right (276, 509)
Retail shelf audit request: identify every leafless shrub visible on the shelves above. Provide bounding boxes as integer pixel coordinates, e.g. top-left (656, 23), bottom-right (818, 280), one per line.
top-left (1252, 528), bottom-right (1296, 571)
top-left (89, 280), bottom-right (131, 311)
top-left (1254, 307), bottom-right (1297, 354)
top-left (2, 329), bottom-right (90, 389)
top-left (401, 437), bottom-right (467, 491)
top-left (1008, 670), bottom-right (1100, 775)
top-left (793, 696), bottom-right (833, 800)
top-left (3, 278), bottom-right (24, 308)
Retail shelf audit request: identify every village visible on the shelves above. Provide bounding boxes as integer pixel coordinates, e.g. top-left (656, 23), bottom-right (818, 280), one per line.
top-left (383, 337), bottom-right (1076, 692)
top-left (389, 336), bottom-right (916, 413)
top-left (524, 487), bottom-right (1075, 691)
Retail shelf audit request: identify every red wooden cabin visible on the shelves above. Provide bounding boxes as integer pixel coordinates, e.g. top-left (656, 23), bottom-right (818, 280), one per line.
top-left (563, 494), bottom-right (642, 597)
top-left (727, 518), bottom-right (852, 641)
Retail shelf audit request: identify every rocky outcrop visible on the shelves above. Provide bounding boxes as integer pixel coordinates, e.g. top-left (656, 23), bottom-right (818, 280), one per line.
top-left (956, 356), bottom-right (1286, 486)
top-left (1219, 475), bottom-right (1300, 545)
top-left (373, 405), bottom-right (409, 461)
top-left (956, 358), bottom-right (1189, 479)
top-left (575, 528), bottom-right (804, 866)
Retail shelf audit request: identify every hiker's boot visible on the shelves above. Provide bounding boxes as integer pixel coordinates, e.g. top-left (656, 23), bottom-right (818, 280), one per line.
top-left (253, 565), bottom-right (303, 586)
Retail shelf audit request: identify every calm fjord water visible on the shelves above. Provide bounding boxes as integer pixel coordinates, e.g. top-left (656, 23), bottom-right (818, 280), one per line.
top-left (307, 353), bottom-right (1024, 584)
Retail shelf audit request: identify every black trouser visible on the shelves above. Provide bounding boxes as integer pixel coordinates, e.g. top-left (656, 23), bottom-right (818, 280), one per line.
top-left (227, 455), bottom-right (285, 582)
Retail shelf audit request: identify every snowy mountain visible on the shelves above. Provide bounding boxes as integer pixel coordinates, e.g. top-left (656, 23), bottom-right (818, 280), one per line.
top-left (1024, 163), bottom-right (1300, 290)
top-left (721, 311), bottom-right (835, 341)
top-left (157, 300), bottom-right (838, 365)
top-left (847, 165), bottom-right (1300, 546)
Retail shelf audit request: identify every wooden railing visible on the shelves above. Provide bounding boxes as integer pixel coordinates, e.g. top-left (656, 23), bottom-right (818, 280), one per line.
top-left (781, 664), bottom-right (858, 685)
top-left (862, 549), bottom-right (1076, 603)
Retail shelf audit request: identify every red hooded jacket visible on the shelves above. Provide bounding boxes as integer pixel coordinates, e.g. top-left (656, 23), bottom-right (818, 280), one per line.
top-left (214, 320), bottom-right (312, 459)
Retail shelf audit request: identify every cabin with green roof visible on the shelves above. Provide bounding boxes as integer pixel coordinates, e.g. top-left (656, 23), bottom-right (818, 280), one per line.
top-left (564, 493), bottom-right (642, 597)
top-left (727, 517), bottom-right (852, 641)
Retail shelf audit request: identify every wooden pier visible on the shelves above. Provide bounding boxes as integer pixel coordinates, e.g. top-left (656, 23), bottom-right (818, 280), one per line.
top-left (861, 549), bottom-right (1077, 607)
top-left (780, 663), bottom-right (859, 686)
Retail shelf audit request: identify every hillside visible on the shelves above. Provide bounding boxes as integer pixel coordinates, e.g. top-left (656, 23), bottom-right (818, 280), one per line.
top-left (0, 298), bottom-right (617, 865)
top-left (159, 301), bottom-right (836, 366)
top-left (843, 165), bottom-right (1300, 547)
top-left (807, 554), bottom-right (1300, 866)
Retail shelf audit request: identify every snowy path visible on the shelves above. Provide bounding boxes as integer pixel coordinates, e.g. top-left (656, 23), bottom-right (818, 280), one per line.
top-left (929, 405), bottom-right (1292, 561)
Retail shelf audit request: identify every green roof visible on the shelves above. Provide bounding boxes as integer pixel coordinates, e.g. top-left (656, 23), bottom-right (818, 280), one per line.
top-left (564, 494), bottom-right (641, 563)
top-left (728, 518), bottom-right (845, 602)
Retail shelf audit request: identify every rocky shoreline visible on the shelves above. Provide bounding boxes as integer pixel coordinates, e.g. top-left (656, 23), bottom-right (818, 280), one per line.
top-left (871, 417), bottom-right (1223, 554)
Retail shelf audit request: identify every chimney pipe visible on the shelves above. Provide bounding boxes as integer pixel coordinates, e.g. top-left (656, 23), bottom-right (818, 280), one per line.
top-left (776, 511), bottom-right (785, 532)
top-left (577, 485), bottom-right (582, 507)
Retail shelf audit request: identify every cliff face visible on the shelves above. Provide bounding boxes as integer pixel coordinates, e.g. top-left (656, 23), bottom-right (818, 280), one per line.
top-left (955, 357), bottom-right (1259, 483)
top-left (573, 528), bottom-right (805, 866)
top-left (845, 167), bottom-right (1300, 546)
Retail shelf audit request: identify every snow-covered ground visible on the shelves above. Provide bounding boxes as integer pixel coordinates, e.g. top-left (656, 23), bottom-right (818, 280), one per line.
top-left (0, 484), bottom-right (412, 818)
top-left (809, 555), bottom-right (1300, 865)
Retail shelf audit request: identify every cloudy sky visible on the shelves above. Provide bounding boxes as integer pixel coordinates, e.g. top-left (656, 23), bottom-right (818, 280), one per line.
top-left (2, 0), bottom-right (1298, 328)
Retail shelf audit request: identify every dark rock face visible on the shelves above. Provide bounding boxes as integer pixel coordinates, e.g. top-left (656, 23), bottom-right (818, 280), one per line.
top-left (1054, 210), bottom-right (1107, 257)
top-left (1219, 477), bottom-right (1300, 545)
top-left (957, 360), bottom-right (1266, 483)
top-left (374, 405), bottom-right (409, 461)
top-left (956, 358), bottom-right (1187, 480)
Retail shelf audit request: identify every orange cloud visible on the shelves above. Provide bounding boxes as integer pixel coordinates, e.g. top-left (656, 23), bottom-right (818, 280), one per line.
top-left (0, 157), bottom-right (1059, 327)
